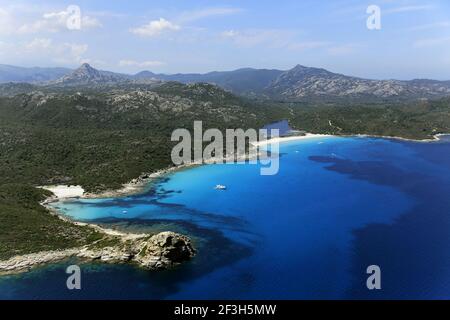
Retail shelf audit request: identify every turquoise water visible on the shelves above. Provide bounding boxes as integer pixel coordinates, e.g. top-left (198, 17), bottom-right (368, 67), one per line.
top-left (1, 136), bottom-right (450, 299)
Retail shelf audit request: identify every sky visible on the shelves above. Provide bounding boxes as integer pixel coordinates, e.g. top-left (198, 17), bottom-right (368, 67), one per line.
top-left (0, 0), bottom-right (450, 80)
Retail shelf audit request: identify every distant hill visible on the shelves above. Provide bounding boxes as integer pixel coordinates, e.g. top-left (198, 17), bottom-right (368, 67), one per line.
top-left (0, 64), bottom-right (71, 83)
top-left (2, 63), bottom-right (450, 101)
top-left (0, 64), bottom-right (284, 95)
top-left (265, 65), bottom-right (450, 100)
top-left (46, 63), bottom-right (450, 100)
top-left (52, 63), bottom-right (131, 85)
top-left (144, 68), bottom-right (284, 96)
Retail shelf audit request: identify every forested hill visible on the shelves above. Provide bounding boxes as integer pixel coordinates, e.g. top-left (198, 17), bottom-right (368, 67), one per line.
top-left (0, 81), bottom-right (449, 260)
top-left (0, 81), bottom-right (449, 193)
top-left (0, 82), bottom-right (288, 192)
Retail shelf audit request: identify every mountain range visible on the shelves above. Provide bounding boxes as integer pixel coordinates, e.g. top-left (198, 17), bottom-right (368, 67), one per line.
top-left (0, 64), bottom-right (71, 83)
top-left (1, 63), bottom-right (450, 101)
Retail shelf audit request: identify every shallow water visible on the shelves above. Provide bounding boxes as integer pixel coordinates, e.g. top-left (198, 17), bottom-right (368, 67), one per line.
top-left (1, 136), bottom-right (449, 299)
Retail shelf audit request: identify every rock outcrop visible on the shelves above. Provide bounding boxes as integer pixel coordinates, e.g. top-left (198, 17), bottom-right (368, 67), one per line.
top-left (0, 231), bottom-right (196, 274)
top-left (134, 232), bottom-right (195, 269)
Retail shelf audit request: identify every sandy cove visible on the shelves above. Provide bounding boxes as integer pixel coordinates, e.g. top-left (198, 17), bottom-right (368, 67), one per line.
top-left (40, 133), bottom-right (331, 200)
top-left (4, 134), bottom-right (327, 275)
top-left (3, 132), bottom-right (447, 275)
top-left (252, 133), bottom-right (332, 147)
top-left (40, 132), bottom-right (448, 201)
top-left (1, 186), bottom-right (197, 275)
top-left (0, 202), bottom-right (196, 276)
top-left (1, 167), bottom-right (198, 275)
top-left (253, 132), bottom-right (447, 147)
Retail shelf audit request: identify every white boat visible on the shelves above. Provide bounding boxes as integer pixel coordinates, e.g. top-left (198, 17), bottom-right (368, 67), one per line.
top-left (214, 184), bottom-right (227, 190)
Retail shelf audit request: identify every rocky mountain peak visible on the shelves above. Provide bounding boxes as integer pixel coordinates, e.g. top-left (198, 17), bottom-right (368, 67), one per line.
top-left (70, 63), bottom-right (101, 79)
top-left (284, 64), bottom-right (336, 78)
top-left (291, 64), bottom-right (308, 71)
top-left (78, 63), bottom-right (96, 72)
top-left (265, 64), bottom-right (445, 99)
top-left (134, 70), bottom-right (157, 79)
top-left (55, 63), bottom-right (128, 85)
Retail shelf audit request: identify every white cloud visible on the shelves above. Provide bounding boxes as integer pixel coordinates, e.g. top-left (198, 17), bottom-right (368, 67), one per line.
top-left (330, 3), bottom-right (436, 23)
top-left (221, 29), bottom-right (333, 53)
top-left (0, 8), bottom-right (17, 35)
top-left (2, 38), bottom-right (90, 65)
top-left (407, 21), bottom-right (450, 31)
top-left (414, 37), bottom-right (450, 48)
top-left (385, 5), bottom-right (435, 14)
top-left (119, 60), bottom-right (165, 68)
top-left (129, 8), bottom-right (241, 40)
top-left (178, 7), bottom-right (243, 23)
top-left (221, 30), bottom-right (238, 38)
top-left (327, 44), bottom-right (360, 55)
top-left (84, 10), bottom-right (129, 19)
top-left (36, 40), bottom-right (88, 64)
top-left (18, 9), bottom-right (101, 34)
top-left (288, 41), bottom-right (331, 51)
top-left (221, 28), bottom-right (360, 57)
top-left (220, 29), bottom-right (296, 48)
top-left (130, 18), bottom-right (180, 37)
top-left (24, 38), bottom-right (53, 50)
top-left (0, 41), bottom-right (13, 58)
top-left (331, 4), bottom-right (367, 17)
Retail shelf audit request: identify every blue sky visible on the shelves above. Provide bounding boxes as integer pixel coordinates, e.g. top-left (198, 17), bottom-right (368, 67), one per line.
top-left (1, 0), bottom-right (450, 79)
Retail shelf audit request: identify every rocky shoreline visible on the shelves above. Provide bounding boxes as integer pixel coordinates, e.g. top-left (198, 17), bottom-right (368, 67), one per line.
top-left (6, 132), bottom-right (446, 276)
top-left (0, 231), bottom-right (195, 275)
top-left (2, 138), bottom-right (273, 275)
top-left (74, 151), bottom-right (260, 200)
top-left (0, 175), bottom-right (197, 275)
top-left (82, 164), bottom-right (195, 199)
top-left (42, 133), bottom-right (448, 201)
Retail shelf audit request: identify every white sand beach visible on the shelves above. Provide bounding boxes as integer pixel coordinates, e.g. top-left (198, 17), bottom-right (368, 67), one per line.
top-left (252, 133), bottom-right (332, 147)
top-left (40, 133), bottom-right (447, 202)
top-left (40, 185), bottom-right (85, 199)
top-left (354, 133), bottom-right (449, 143)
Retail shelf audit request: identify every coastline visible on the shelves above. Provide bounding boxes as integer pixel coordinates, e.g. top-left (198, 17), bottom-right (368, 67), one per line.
top-left (0, 229), bottom-right (195, 275)
top-left (1, 168), bottom-right (198, 275)
top-left (40, 163), bottom-right (201, 202)
top-left (352, 133), bottom-right (449, 143)
top-left (41, 132), bottom-right (449, 202)
top-left (0, 208), bottom-right (195, 276)
top-left (2, 131), bottom-right (447, 276)
top-left (252, 133), bottom-right (332, 147)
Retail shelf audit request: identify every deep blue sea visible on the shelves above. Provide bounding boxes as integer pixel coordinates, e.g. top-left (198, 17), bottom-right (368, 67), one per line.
top-left (1, 136), bottom-right (450, 299)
